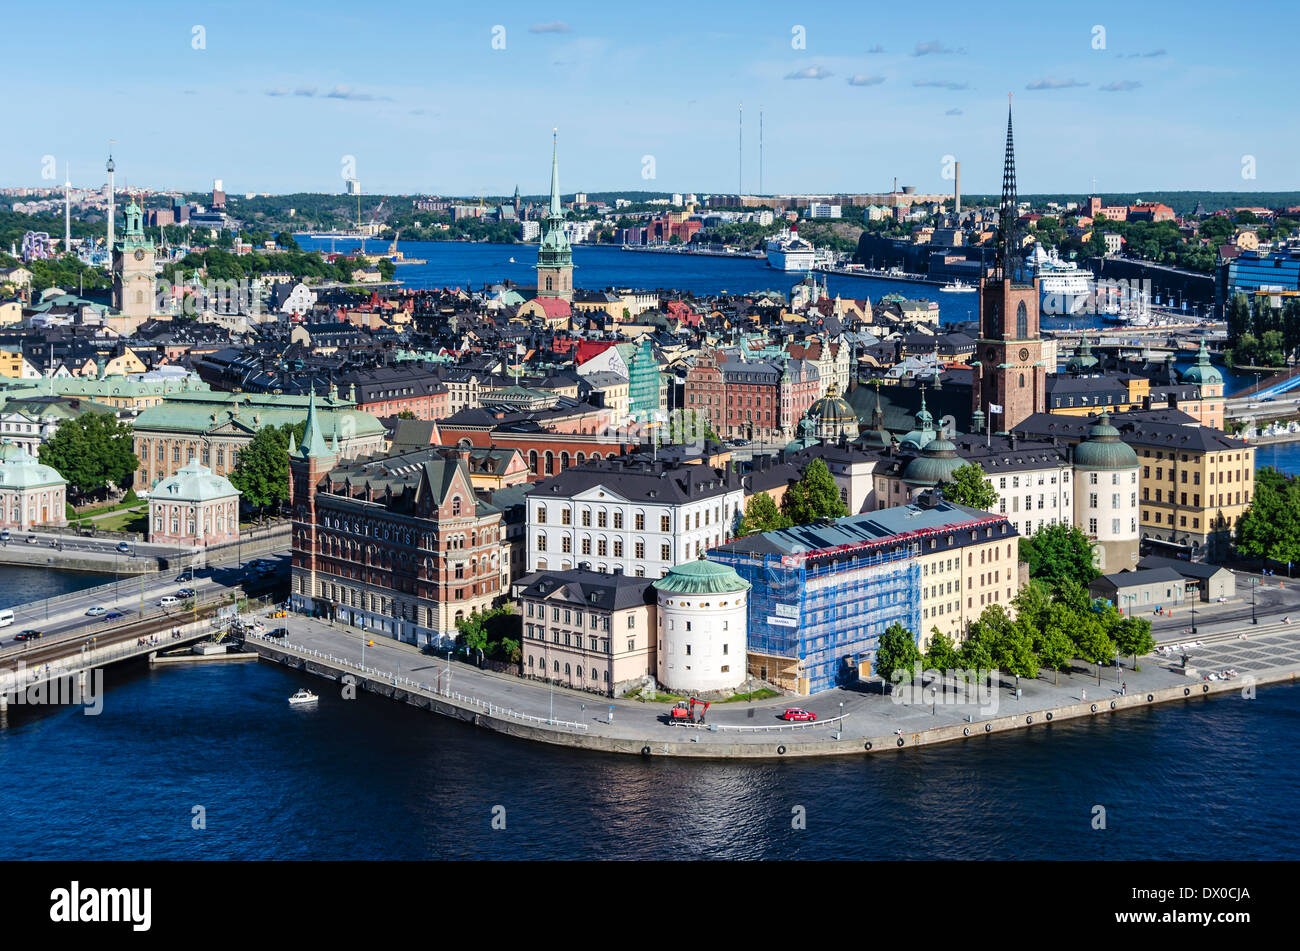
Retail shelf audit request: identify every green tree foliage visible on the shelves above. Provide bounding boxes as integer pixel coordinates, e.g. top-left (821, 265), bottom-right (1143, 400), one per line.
top-left (875, 622), bottom-right (921, 685)
top-left (1034, 604), bottom-right (1077, 684)
top-left (1112, 615), bottom-right (1156, 668)
top-left (1071, 610), bottom-right (1117, 673)
top-left (923, 629), bottom-right (959, 671)
top-left (1237, 466), bottom-right (1300, 564)
top-left (38, 413), bottom-right (138, 499)
top-left (275, 232), bottom-right (301, 251)
top-left (228, 422), bottom-right (304, 515)
top-left (738, 492), bottom-right (791, 536)
top-left (455, 605), bottom-right (520, 663)
top-left (942, 463), bottom-right (998, 510)
top-left (1020, 523), bottom-right (1098, 592)
top-left (781, 458), bottom-right (849, 526)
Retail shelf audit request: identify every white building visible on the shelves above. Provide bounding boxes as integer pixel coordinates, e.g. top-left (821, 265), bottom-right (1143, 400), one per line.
top-left (808, 203), bottom-right (842, 219)
top-left (1071, 413), bottom-right (1140, 571)
top-left (653, 558), bottom-right (750, 694)
top-left (527, 459), bottom-right (745, 579)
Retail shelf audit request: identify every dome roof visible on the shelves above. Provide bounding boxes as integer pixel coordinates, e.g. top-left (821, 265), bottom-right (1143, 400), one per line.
top-left (807, 382), bottom-right (856, 425)
top-left (902, 436), bottom-right (963, 486)
top-left (0, 442), bottom-right (66, 489)
top-left (899, 390), bottom-right (936, 452)
top-left (1073, 413), bottom-right (1139, 469)
top-left (653, 557), bottom-right (751, 596)
top-left (1180, 339), bottom-right (1223, 385)
top-left (150, 458), bottom-right (240, 502)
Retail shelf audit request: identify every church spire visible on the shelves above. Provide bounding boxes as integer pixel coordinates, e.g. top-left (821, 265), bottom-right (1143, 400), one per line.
top-left (548, 129), bottom-right (562, 218)
top-left (996, 95), bottom-right (1020, 281)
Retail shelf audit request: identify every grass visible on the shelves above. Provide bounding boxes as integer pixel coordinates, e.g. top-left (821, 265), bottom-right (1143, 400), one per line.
top-left (624, 687), bottom-right (781, 704)
top-left (718, 688), bottom-right (781, 703)
top-left (90, 510), bottom-right (147, 534)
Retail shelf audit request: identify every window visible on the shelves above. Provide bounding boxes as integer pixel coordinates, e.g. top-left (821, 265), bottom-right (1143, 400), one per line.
top-left (661, 543), bottom-right (670, 561)
top-left (536, 506), bottom-right (547, 524)
top-left (635, 513), bottom-right (645, 530)
top-left (614, 512), bottom-right (623, 529)
top-left (561, 509), bottom-right (571, 526)
top-left (661, 515), bottom-right (670, 532)
top-left (536, 535), bottom-right (547, 552)
top-left (581, 510), bottom-right (591, 527)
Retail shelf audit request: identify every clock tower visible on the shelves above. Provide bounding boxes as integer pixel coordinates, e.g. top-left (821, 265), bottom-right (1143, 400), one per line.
top-left (973, 100), bottom-right (1045, 434)
top-left (535, 130), bottom-right (574, 301)
top-left (112, 199), bottom-right (157, 327)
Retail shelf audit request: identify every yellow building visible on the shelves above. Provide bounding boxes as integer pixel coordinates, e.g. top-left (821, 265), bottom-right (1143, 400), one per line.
top-left (918, 522), bottom-right (1020, 649)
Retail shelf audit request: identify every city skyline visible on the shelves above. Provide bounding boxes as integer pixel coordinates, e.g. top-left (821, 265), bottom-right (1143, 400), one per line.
top-left (2, 1), bottom-right (1297, 197)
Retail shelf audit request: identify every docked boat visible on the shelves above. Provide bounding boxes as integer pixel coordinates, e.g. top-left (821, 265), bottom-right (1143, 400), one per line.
top-left (939, 279), bottom-right (976, 293)
top-left (766, 226), bottom-right (816, 271)
top-left (288, 689), bottom-right (318, 706)
top-left (1026, 244), bottom-right (1094, 317)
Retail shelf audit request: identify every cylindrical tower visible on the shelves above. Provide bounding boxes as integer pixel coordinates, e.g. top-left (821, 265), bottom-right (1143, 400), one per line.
top-left (653, 558), bottom-right (750, 694)
top-left (1072, 412), bottom-right (1140, 573)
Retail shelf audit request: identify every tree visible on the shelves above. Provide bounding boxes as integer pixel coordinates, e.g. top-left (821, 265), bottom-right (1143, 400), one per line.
top-left (275, 232), bottom-right (301, 251)
top-left (923, 629), bottom-right (959, 671)
top-left (874, 622), bottom-right (921, 686)
top-left (396, 409), bottom-right (417, 420)
top-left (38, 413), bottom-right (138, 500)
top-left (1112, 615), bottom-right (1156, 669)
top-left (1071, 611), bottom-right (1116, 676)
top-left (781, 458), bottom-right (848, 526)
top-left (1020, 523), bottom-right (1098, 592)
top-left (228, 422), bottom-right (303, 516)
top-left (455, 605), bottom-right (519, 663)
top-left (1035, 603), bottom-right (1077, 685)
top-left (738, 492), bottom-right (791, 536)
top-left (1237, 467), bottom-right (1300, 565)
top-left (943, 463), bottom-right (998, 510)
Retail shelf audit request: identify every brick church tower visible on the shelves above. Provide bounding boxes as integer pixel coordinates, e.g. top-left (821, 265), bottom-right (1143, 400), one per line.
top-left (289, 389), bottom-right (338, 613)
top-left (972, 100), bottom-right (1045, 434)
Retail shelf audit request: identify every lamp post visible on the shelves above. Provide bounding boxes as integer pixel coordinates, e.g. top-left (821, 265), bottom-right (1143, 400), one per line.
top-left (1190, 596), bottom-right (1197, 635)
top-left (1251, 576), bottom-right (1257, 624)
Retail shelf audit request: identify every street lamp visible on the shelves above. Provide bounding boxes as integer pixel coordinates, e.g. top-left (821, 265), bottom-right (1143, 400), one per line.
top-left (1190, 596), bottom-right (1197, 635)
top-left (1251, 576), bottom-right (1257, 625)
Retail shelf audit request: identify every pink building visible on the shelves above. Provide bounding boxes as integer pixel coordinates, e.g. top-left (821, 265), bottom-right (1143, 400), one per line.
top-left (148, 459), bottom-right (240, 546)
top-left (0, 442), bottom-right (67, 531)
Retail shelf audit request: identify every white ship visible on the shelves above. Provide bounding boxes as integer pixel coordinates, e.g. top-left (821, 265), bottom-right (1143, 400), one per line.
top-left (1027, 244), bottom-right (1094, 317)
top-left (766, 227), bottom-right (816, 271)
top-left (939, 279), bottom-right (976, 293)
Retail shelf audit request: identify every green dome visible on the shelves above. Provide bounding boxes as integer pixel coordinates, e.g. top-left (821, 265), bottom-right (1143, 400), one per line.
top-left (0, 442), bottom-right (66, 489)
top-left (654, 557), bottom-right (751, 595)
top-left (902, 436), bottom-right (963, 486)
top-left (1073, 413), bottom-right (1139, 470)
top-left (1180, 339), bottom-right (1223, 386)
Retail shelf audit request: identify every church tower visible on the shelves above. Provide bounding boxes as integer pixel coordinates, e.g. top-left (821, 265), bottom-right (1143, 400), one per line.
top-left (112, 199), bottom-right (157, 326)
top-left (535, 131), bottom-right (574, 300)
top-left (972, 100), bottom-right (1045, 433)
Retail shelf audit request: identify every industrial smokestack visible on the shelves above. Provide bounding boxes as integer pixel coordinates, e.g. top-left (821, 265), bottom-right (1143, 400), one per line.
top-left (954, 161), bottom-right (962, 214)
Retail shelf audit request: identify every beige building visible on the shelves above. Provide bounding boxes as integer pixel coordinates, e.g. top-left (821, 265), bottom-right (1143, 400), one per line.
top-left (516, 569), bottom-right (657, 696)
top-left (918, 518), bottom-right (1020, 648)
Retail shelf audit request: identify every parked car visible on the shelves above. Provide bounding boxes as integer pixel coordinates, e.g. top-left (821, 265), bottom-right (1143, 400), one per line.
top-left (14, 629), bottom-right (43, 641)
top-left (266, 627), bottom-right (289, 639)
top-left (85, 606), bottom-right (108, 617)
top-left (781, 708), bottom-right (817, 722)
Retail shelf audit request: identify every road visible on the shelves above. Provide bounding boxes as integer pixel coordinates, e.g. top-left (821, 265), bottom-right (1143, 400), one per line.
top-left (0, 550), bottom-right (289, 658)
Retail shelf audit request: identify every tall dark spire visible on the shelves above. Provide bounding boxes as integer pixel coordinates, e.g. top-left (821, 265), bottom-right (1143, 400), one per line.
top-left (995, 96), bottom-right (1020, 281)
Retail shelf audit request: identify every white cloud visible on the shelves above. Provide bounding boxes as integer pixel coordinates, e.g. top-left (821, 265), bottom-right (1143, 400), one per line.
top-left (1026, 78), bottom-right (1089, 90)
top-left (530, 21), bottom-right (571, 33)
top-left (785, 65), bottom-right (833, 80)
top-left (1100, 80), bottom-right (1142, 92)
top-left (847, 74), bottom-right (885, 87)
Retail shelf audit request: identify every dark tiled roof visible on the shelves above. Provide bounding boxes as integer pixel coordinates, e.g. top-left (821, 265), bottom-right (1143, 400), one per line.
top-left (515, 569), bottom-right (656, 612)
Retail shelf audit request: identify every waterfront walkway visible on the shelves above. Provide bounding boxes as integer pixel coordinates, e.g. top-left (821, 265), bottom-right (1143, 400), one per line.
top-left (250, 612), bottom-right (1300, 759)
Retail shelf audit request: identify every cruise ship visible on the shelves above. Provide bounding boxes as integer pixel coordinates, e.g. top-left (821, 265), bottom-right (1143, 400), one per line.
top-left (766, 226), bottom-right (816, 271)
top-left (1026, 244), bottom-right (1094, 317)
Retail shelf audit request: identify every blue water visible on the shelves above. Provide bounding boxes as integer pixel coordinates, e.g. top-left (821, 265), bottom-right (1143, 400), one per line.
top-left (0, 658), bottom-right (1295, 860)
top-left (0, 566), bottom-right (113, 612)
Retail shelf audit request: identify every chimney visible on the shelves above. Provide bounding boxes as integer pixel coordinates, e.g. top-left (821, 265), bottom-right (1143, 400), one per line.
top-left (954, 161), bottom-right (961, 215)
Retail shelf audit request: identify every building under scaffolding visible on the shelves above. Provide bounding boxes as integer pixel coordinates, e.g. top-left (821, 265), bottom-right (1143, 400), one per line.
top-left (710, 493), bottom-right (1009, 695)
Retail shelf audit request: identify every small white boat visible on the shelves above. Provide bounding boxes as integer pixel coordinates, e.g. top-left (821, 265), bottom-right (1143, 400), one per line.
top-left (939, 280), bottom-right (975, 293)
top-left (288, 689), bottom-right (318, 706)
top-left (508, 256), bottom-right (515, 263)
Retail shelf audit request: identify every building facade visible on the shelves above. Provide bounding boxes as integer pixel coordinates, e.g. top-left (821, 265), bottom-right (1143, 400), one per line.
top-left (0, 442), bottom-right (67, 531)
top-left (147, 459), bottom-right (241, 547)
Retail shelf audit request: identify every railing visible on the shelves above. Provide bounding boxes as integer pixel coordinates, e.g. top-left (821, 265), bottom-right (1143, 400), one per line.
top-left (711, 713), bottom-right (851, 733)
top-left (248, 633), bottom-right (588, 732)
top-left (0, 628), bottom-right (199, 696)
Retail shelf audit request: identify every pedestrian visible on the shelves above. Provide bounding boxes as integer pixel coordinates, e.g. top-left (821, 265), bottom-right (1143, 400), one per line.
top-left (1121, 682), bottom-right (1127, 696)
top-left (1081, 688), bottom-right (1087, 702)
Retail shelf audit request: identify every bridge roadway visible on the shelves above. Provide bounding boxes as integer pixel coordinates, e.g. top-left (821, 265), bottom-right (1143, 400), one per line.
top-left (0, 550), bottom-right (288, 655)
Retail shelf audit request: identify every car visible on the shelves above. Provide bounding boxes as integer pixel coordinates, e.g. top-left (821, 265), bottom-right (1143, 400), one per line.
top-left (1262, 396), bottom-right (1276, 402)
top-left (25, 535), bottom-right (37, 544)
top-left (175, 574), bottom-right (193, 584)
top-left (0, 530), bottom-right (9, 541)
top-left (117, 542), bottom-right (132, 553)
top-left (105, 612), bottom-right (127, 620)
top-left (177, 588), bottom-right (195, 598)
top-left (266, 627), bottom-right (289, 639)
top-left (781, 708), bottom-right (817, 722)
top-left (85, 606), bottom-right (108, 617)
top-left (157, 596), bottom-right (180, 607)
top-left (14, 629), bottom-right (43, 641)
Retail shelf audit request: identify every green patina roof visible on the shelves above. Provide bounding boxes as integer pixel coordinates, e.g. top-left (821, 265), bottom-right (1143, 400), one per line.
top-left (1180, 339), bottom-right (1223, 386)
top-left (150, 458), bottom-right (240, 501)
top-left (1073, 413), bottom-right (1140, 470)
top-left (133, 391), bottom-right (385, 439)
top-left (0, 442), bottom-right (66, 489)
top-left (902, 436), bottom-right (964, 486)
top-left (654, 557), bottom-right (751, 595)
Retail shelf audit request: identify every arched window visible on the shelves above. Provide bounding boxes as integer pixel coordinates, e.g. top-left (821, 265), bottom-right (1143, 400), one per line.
top-left (560, 451), bottom-right (570, 469)
top-left (528, 450), bottom-right (539, 473)
top-left (576, 452), bottom-right (585, 464)
top-left (1019, 373), bottom-right (1026, 388)
top-left (545, 277), bottom-right (553, 291)
top-left (544, 451), bottom-right (554, 475)
top-left (1015, 301), bottom-right (1028, 339)
top-left (564, 662), bottom-right (571, 675)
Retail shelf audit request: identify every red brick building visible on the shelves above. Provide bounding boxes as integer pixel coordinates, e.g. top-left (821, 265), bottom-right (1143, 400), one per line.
top-left (685, 348), bottom-right (820, 443)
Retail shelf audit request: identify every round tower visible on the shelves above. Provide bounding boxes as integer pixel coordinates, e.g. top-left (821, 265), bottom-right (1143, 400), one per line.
top-left (653, 558), bottom-right (750, 694)
top-left (1072, 412), bottom-right (1140, 572)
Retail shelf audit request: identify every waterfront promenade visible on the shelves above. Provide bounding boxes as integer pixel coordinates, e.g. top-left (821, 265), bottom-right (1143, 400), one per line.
top-left (251, 610), bottom-right (1300, 759)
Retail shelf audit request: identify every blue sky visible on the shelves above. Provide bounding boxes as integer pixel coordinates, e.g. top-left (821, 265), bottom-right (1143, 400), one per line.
top-left (3, 0), bottom-right (1296, 197)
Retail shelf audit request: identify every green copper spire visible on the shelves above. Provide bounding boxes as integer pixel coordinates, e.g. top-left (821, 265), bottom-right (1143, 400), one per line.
top-left (549, 129), bottom-right (562, 217)
top-left (298, 388), bottom-right (332, 460)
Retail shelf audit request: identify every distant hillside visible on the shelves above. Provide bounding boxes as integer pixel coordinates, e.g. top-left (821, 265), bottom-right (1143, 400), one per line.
top-left (961, 192), bottom-right (1300, 215)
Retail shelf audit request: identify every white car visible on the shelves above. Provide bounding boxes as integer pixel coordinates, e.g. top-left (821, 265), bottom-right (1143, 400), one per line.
top-left (85, 606), bottom-right (108, 617)
top-left (158, 596), bottom-right (181, 607)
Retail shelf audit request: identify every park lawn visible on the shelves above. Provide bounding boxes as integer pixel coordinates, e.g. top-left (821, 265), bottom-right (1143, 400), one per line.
top-left (91, 509), bottom-right (147, 534)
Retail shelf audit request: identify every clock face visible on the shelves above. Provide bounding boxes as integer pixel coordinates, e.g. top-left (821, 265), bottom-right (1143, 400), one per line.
top-left (1019, 347), bottom-right (1030, 362)
top-left (134, 249), bottom-right (145, 261)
